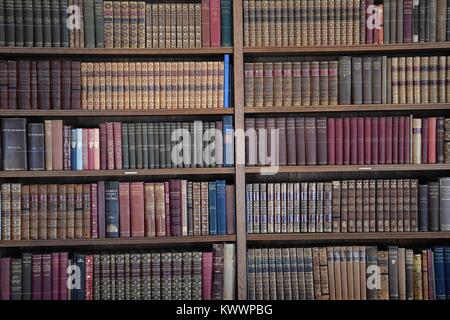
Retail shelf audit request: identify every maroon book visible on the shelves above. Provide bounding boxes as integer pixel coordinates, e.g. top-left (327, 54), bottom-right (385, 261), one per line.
top-left (209, 0), bottom-right (221, 47)
top-left (169, 180), bottom-right (182, 237)
top-left (31, 61), bottom-right (38, 109)
top-left (71, 61), bottom-right (81, 110)
top-left (41, 254), bottom-right (52, 300)
top-left (286, 118), bottom-right (297, 165)
top-left (51, 253), bottom-right (60, 300)
top-left (403, 0), bottom-right (413, 43)
top-left (201, 0), bottom-right (210, 47)
top-left (99, 123), bottom-right (107, 170)
top-left (50, 60), bottom-right (62, 110)
top-left (295, 118), bottom-right (306, 165)
top-left (385, 117), bottom-right (393, 164)
top-left (202, 251), bottom-right (213, 300)
top-left (106, 122), bottom-right (115, 170)
top-left (405, 116), bottom-right (411, 164)
top-left (164, 181), bottom-right (171, 237)
top-left (344, 117), bottom-right (352, 165)
top-left (130, 182), bottom-right (145, 237)
top-left (327, 118), bottom-right (336, 165)
top-left (422, 117), bottom-right (429, 164)
top-left (0, 61), bottom-right (8, 109)
top-left (349, 118), bottom-right (357, 165)
top-left (317, 117), bottom-right (327, 165)
top-left (59, 252), bottom-right (68, 300)
top-left (398, 116), bottom-right (405, 164)
top-left (357, 118), bottom-right (365, 165)
top-left (37, 60), bottom-right (50, 110)
top-left (7, 60), bottom-right (17, 109)
top-left (17, 60), bottom-right (31, 110)
top-left (371, 117), bottom-right (379, 165)
top-left (364, 117), bottom-right (372, 165)
top-left (90, 183), bottom-right (98, 238)
top-left (392, 117), bottom-right (399, 164)
top-left (335, 118), bottom-right (343, 165)
top-left (276, 117), bottom-right (287, 166)
top-left (61, 60), bottom-right (72, 110)
top-left (113, 122), bottom-right (123, 170)
top-left (32, 254), bottom-right (42, 300)
top-left (97, 181), bottom-right (106, 238)
top-left (305, 118), bottom-right (317, 165)
top-left (379, 117), bottom-right (386, 164)
top-left (119, 182), bottom-right (131, 237)
top-left (0, 257), bottom-right (11, 300)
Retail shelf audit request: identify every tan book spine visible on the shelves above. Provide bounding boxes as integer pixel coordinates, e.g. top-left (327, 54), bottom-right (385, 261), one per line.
top-left (346, 0), bottom-right (353, 45)
top-left (66, 184), bottom-right (75, 239)
top-left (346, 247), bottom-right (354, 300)
top-left (170, 3), bottom-right (177, 48)
top-left (74, 184), bottom-right (83, 239)
top-left (136, 62), bottom-right (143, 109)
top-left (172, 61), bottom-right (178, 109)
top-left (212, 61), bottom-right (219, 108)
top-left (123, 62), bottom-right (130, 109)
top-left (327, 247), bottom-right (336, 300)
top-left (307, 0), bottom-right (314, 46)
top-left (93, 63), bottom-right (100, 110)
top-left (191, 61), bottom-right (199, 108)
top-left (194, 3), bottom-right (201, 48)
top-left (328, 0), bottom-right (335, 45)
top-left (447, 56), bottom-right (450, 103)
top-left (439, 56), bottom-right (447, 103)
top-left (275, 0), bottom-right (282, 46)
top-left (145, 3), bottom-right (152, 47)
top-left (111, 62), bottom-right (118, 109)
top-left (151, 3), bottom-right (159, 47)
top-left (430, 56), bottom-right (439, 103)
top-left (112, 1), bottom-right (122, 48)
top-left (268, 0), bottom-right (276, 46)
top-left (141, 62), bottom-right (149, 109)
top-left (117, 62), bottom-right (124, 109)
top-left (218, 61), bottom-right (224, 108)
top-left (282, 62), bottom-right (293, 107)
top-left (422, 250), bottom-right (429, 300)
top-left (255, 0), bottom-right (263, 46)
top-left (359, 247), bottom-right (366, 300)
top-left (175, 3), bottom-right (183, 48)
top-left (81, 62), bottom-right (88, 109)
top-left (312, 247), bottom-right (322, 300)
top-left (188, 3), bottom-right (195, 48)
top-left (254, 62), bottom-right (264, 107)
top-left (352, 246), bottom-right (361, 300)
top-left (340, 247), bottom-right (348, 300)
top-left (202, 61), bottom-right (208, 108)
top-left (159, 62), bottom-right (167, 109)
top-left (406, 57), bottom-right (414, 104)
top-left (281, 0), bottom-right (289, 46)
top-left (378, 250), bottom-right (389, 300)
top-left (333, 247), bottom-right (342, 300)
top-left (340, 0), bottom-right (347, 45)
top-left (166, 62), bottom-right (172, 109)
top-left (398, 247), bottom-right (406, 300)
top-left (421, 56), bottom-right (430, 103)
top-left (99, 62), bottom-right (107, 110)
top-left (263, 62), bottom-right (274, 107)
top-left (158, 4), bottom-right (165, 48)
top-left (261, 0), bottom-right (269, 46)
top-left (320, 0), bottom-right (328, 46)
top-left (176, 62), bottom-right (183, 108)
top-left (273, 62), bottom-right (283, 107)
top-left (413, 254), bottom-right (423, 300)
top-left (413, 56), bottom-right (421, 103)
top-left (87, 63), bottom-right (94, 109)
top-left (164, 3), bottom-right (171, 48)
top-left (120, 1), bottom-right (130, 48)
top-left (248, 0), bottom-right (256, 47)
top-left (334, 0), bottom-right (341, 45)
top-left (391, 57), bottom-right (399, 104)
top-left (398, 57), bottom-right (406, 104)
top-left (353, 0), bottom-right (360, 44)
top-left (137, 1), bottom-right (146, 48)
top-left (313, 0), bottom-right (322, 46)
top-left (149, 62), bottom-right (156, 109)
top-left (183, 61), bottom-right (190, 108)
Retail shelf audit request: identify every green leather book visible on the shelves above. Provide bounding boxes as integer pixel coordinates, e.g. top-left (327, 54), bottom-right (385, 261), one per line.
top-left (59, 0), bottom-right (69, 47)
top-left (128, 123), bottom-right (136, 169)
top-left (141, 253), bottom-right (151, 300)
top-left (0, 0), bottom-right (5, 46)
top-left (94, 0), bottom-right (104, 47)
top-left (221, 0), bottom-right (232, 46)
top-left (83, 0), bottom-right (95, 47)
top-left (121, 123), bottom-right (129, 169)
top-left (14, 0), bottom-right (24, 46)
top-left (130, 253), bottom-right (141, 300)
top-left (171, 252), bottom-right (182, 300)
top-left (50, 0), bottom-right (60, 46)
top-left (142, 123), bottom-right (149, 169)
top-left (33, 0), bottom-right (43, 47)
top-left (161, 252), bottom-right (172, 300)
top-left (42, 0), bottom-right (52, 47)
top-left (5, 0), bottom-right (15, 46)
top-left (150, 253), bottom-right (161, 300)
top-left (23, 0), bottom-right (33, 46)
top-left (135, 122), bottom-right (143, 169)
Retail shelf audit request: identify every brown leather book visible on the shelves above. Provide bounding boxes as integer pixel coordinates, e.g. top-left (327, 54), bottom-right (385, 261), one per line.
top-left (65, 184), bottom-right (75, 239)
top-left (144, 183), bottom-right (155, 237)
top-left (200, 182), bottom-right (209, 235)
top-left (378, 250), bottom-right (389, 300)
top-left (403, 179), bottom-right (411, 232)
top-left (397, 180), bottom-right (404, 232)
top-left (327, 247), bottom-right (336, 300)
top-left (38, 184), bottom-right (48, 239)
top-left (21, 184), bottom-right (30, 240)
top-left (273, 62), bottom-right (283, 107)
top-left (57, 184), bottom-right (67, 239)
top-left (74, 184), bottom-right (83, 239)
top-left (244, 63), bottom-right (254, 107)
top-left (340, 247), bottom-right (348, 300)
top-left (282, 61), bottom-right (292, 106)
top-left (305, 118), bottom-right (317, 165)
top-left (352, 246), bottom-right (361, 300)
top-left (340, 180), bottom-right (348, 233)
top-left (390, 180), bottom-right (398, 232)
top-left (253, 62), bottom-right (264, 107)
top-left (17, 60), bottom-right (31, 110)
top-left (383, 179), bottom-right (391, 232)
top-left (130, 182), bottom-right (145, 237)
top-left (47, 184), bottom-right (58, 240)
top-left (333, 247), bottom-right (342, 300)
top-left (332, 181), bottom-right (341, 233)
top-left (347, 180), bottom-right (356, 233)
top-left (263, 62), bottom-right (274, 107)
top-left (346, 247), bottom-right (354, 300)
top-left (154, 182), bottom-right (166, 237)
top-left (51, 120), bottom-right (63, 171)
top-left (50, 60), bottom-right (61, 110)
top-left (44, 120), bottom-right (53, 170)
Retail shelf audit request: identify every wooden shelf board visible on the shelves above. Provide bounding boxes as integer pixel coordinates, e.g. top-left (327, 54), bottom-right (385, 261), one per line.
top-left (245, 164), bottom-right (450, 174)
top-left (0, 47), bottom-right (233, 55)
top-left (0, 108), bottom-right (235, 117)
top-left (0, 235), bottom-right (236, 248)
top-left (245, 104), bottom-right (450, 114)
top-left (247, 232), bottom-right (450, 242)
top-left (243, 43), bottom-right (450, 55)
top-left (0, 167), bottom-right (235, 178)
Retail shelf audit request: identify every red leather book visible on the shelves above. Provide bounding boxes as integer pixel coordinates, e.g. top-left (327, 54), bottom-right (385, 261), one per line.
top-left (276, 117), bottom-right (287, 166)
top-left (0, 61), bottom-right (8, 109)
top-left (99, 123), bottom-right (107, 170)
top-left (164, 181), bottom-right (171, 237)
top-left (209, 0), bottom-right (221, 47)
top-left (317, 117), bottom-right (328, 165)
top-left (201, 0), bottom-right (210, 47)
top-left (52, 120), bottom-right (64, 171)
top-left (378, 117), bottom-right (386, 164)
top-left (327, 118), bottom-right (336, 165)
top-left (421, 118), bottom-right (429, 164)
top-left (82, 129), bottom-right (89, 170)
top-left (392, 117), bottom-right (399, 164)
top-left (144, 183), bottom-right (156, 237)
top-left (335, 118), bottom-right (343, 165)
top-left (202, 251), bottom-right (213, 300)
top-left (18, 60), bottom-right (31, 110)
top-left (37, 60), bottom-right (50, 110)
top-left (85, 255), bottom-right (93, 300)
top-left (59, 252), bottom-right (68, 300)
top-left (349, 117), bottom-right (356, 165)
top-left (428, 117), bottom-right (437, 164)
top-left (365, 0), bottom-right (374, 44)
top-left (61, 60), bottom-right (72, 110)
top-left (385, 117), bottom-right (393, 164)
top-left (403, 0), bottom-right (413, 43)
top-left (398, 117), bottom-right (405, 164)
top-left (71, 61), bottom-right (81, 110)
top-left (8, 60), bottom-right (17, 109)
top-left (357, 118), bottom-right (365, 165)
top-left (169, 180), bottom-right (182, 237)
top-left (226, 185), bottom-right (235, 235)
top-left (364, 117), bottom-right (372, 165)
top-left (93, 129), bottom-right (100, 170)
top-left (119, 182), bottom-right (131, 237)
top-left (51, 252), bottom-right (60, 300)
top-left (155, 183), bottom-right (166, 237)
top-left (90, 183), bottom-right (98, 238)
top-left (32, 254), bottom-right (42, 300)
top-left (87, 128), bottom-right (95, 170)
top-left (0, 257), bottom-right (11, 300)
top-left (97, 181), bottom-right (106, 238)
top-left (305, 118), bottom-right (317, 165)
top-left (31, 61), bottom-right (38, 109)
top-left (106, 122), bottom-right (115, 170)
top-left (130, 182), bottom-right (145, 237)
top-left (295, 118), bottom-right (306, 165)
top-left (113, 122), bottom-right (123, 170)
top-left (286, 118), bottom-right (297, 165)
top-left (50, 60), bottom-right (62, 110)
top-left (41, 254), bottom-right (52, 300)
top-left (404, 116), bottom-right (411, 164)
top-left (342, 118), bottom-right (352, 164)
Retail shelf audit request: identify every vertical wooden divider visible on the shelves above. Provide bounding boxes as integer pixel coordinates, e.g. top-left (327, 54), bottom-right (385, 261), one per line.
top-left (232, 0), bottom-right (247, 300)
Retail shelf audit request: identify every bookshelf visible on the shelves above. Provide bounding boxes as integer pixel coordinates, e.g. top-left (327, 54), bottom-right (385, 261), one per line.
top-left (2, 0), bottom-right (450, 302)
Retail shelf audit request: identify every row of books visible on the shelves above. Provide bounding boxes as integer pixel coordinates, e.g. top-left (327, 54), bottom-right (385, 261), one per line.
top-left (246, 178), bottom-right (450, 234)
top-left (1, 117), bottom-right (235, 171)
top-left (0, 0), bottom-right (232, 48)
top-left (0, 180), bottom-right (236, 241)
top-left (244, 55), bottom-right (450, 107)
top-left (248, 245), bottom-right (450, 300)
top-left (244, 116), bottom-right (449, 166)
top-left (243, 0), bottom-right (450, 48)
top-left (0, 243), bottom-right (236, 300)
top-left (0, 57), bottom-right (233, 110)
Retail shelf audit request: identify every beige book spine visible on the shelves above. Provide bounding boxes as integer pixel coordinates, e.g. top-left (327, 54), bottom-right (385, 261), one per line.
top-left (148, 62), bottom-right (155, 109)
top-left (177, 62), bottom-right (184, 108)
top-left (141, 62), bottom-right (149, 109)
top-left (183, 61), bottom-right (190, 108)
top-left (166, 62), bottom-right (172, 109)
top-left (136, 62), bottom-right (143, 109)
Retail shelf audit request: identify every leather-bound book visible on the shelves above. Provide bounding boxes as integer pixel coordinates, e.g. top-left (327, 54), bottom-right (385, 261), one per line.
top-left (338, 56), bottom-right (352, 104)
top-left (347, 180), bottom-right (356, 232)
top-left (0, 61), bottom-right (8, 109)
top-left (37, 60), bottom-right (50, 109)
top-left (436, 117), bottom-right (444, 163)
top-left (143, 183), bottom-right (155, 237)
top-left (81, 184), bottom-right (91, 238)
top-left (301, 61), bottom-right (311, 106)
top-left (405, 116), bottom-right (412, 164)
top-left (73, 184), bottom-right (83, 239)
top-left (422, 118), bottom-right (429, 164)
top-left (412, 118), bottom-right (422, 164)
top-left (385, 117), bottom-right (393, 164)
top-left (17, 61), bottom-right (31, 110)
top-left (374, 180), bottom-right (383, 232)
top-left (50, 253), bottom-right (59, 300)
top-left (362, 57), bottom-right (372, 104)
top-left (364, 117), bottom-right (372, 165)
top-left (295, 118), bottom-right (306, 165)
top-left (28, 185), bottom-right (39, 240)
top-left (327, 118), bottom-right (336, 165)
top-left (397, 180), bottom-right (404, 232)
top-left (119, 182), bottom-right (130, 237)
top-left (398, 116), bottom-right (405, 164)
top-left (140, 253), bottom-right (151, 300)
top-left (244, 63), bottom-right (254, 107)
top-left (212, 244), bottom-right (224, 300)
top-left (9, 183), bottom-right (21, 241)
top-left (273, 62), bottom-right (283, 107)
top-left (4, 0), bottom-right (14, 47)
top-left (50, 0), bottom-right (60, 47)
top-left (165, 181), bottom-right (171, 236)
top-left (105, 181), bottom-right (119, 238)
top-left (440, 177), bottom-right (450, 231)
top-left (96, 181), bottom-right (105, 238)
top-left (20, 185), bottom-right (30, 240)
top-left (428, 117), bottom-right (437, 164)
top-left (418, 184), bottom-right (429, 231)
top-left (351, 57), bottom-right (363, 104)
top-left (341, 180), bottom-right (348, 233)
top-left (305, 118), bottom-right (317, 165)
top-left (372, 56), bottom-right (382, 103)
top-left (317, 117), bottom-right (328, 165)
top-left (7, 60), bottom-right (17, 109)
top-left (65, 184), bottom-right (75, 239)
top-left (50, 60), bottom-right (61, 110)
top-left (335, 118), bottom-right (343, 165)
top-left (201, 251), bottom-right (213, 300)
top-left (263, 62), bottom-right (274, 107)
top-left (389, 180), bottom-right (398, 232)
top-left (378, 117), bottom-right (386, 164)
top-left (31, 254), bottom-right (41, 300)
top-left (63, 125), bottom-right (71, 170)
top-left (70, 61), bottom-right (81, 109)
top-left (345, 117), bottom-right (353, 165)
top-left (46, 184), bottom-right (57, 239)
top-left (2, 118), bottom-right (27, 170)
top-left (310, 61), bottom-right (320, 106)
top-left (209, 0), bottom-right (221, 47)
top-left (357, 117), bottom-right (365, 165)
top-left (52, 120), bottom-right (63, 170)
top-left (329, 61), bottom-right (339, 105)
top-left (1, 183), bottom-right (12, 240)
top-left (27, 123), bottom-right (45, 171)
top-left (428, 182), bottom-right (440, 231)
top-left (287, 117), bottom-right (298, 165)
top-left (274, 117), bottom-right (287, 166)
top-left (130, 182), bottom-right (144, 237)
top-left (410, 179), bottom-right (419, 232)
top-left (41, 0), bottom-right (51, 46)
top-left (41, 254), bottom-right (52, 300)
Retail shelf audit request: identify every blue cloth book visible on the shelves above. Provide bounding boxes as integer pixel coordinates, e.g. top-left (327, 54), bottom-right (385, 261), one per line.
top-left (70, 128), bottom-right (77, 170)
top-left (445, 247), bottom-right (450, 299)
top-left (73, 254), bottom-right (85, 300)
top-left (434, 247), bottom-right (447, 299)
top-left (105, 181), bottom-right (120, 238)
top-left (208, 181), bottom-right (217, 235)
top-left (224, 54), bottom-right (230, 108)
top-left (223, 115), bottom-right (234, 166)
top-left (216, 180), bottom-right (227, 235)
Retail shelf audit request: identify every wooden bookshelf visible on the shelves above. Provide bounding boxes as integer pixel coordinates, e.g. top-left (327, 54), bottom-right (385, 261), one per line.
top-left (0, 168), bottom-right (235, 179)
top-left (1, 109), bottom-right (235, 117)
top-left (245, 164), bottom-right (450, 174)
top-left (0, 235), bottom-right (237, 249)
top-left (0, 47), bottom-right (234, 56)
top-left (245, 103), bottom-right (450, 114)
top-left (243, 42), bottom-right (450, 55)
